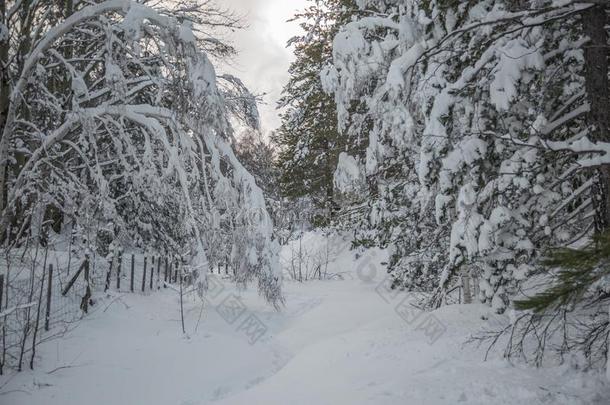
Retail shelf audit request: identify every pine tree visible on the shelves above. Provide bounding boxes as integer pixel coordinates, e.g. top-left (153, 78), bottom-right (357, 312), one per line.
top-left (273, 0), bottom-right (358, 226)
top-left (515, 233), bottom-right (610, 314)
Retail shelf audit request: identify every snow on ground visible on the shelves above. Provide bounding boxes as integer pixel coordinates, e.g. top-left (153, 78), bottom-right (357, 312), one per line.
top-left (2, 232), bottom-right (609, 405)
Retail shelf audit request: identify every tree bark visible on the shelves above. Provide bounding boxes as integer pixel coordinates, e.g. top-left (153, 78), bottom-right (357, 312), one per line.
top-left (0, 1), bottom-right (9, 217)
top-left (582, 6), bottom-right (610, 230)
top-left (581, 4), bottom-right (610, 382)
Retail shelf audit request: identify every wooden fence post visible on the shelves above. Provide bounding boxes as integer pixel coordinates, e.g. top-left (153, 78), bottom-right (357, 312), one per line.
top-left (80, 257), bottom-right (91, 313)
top-left (0, 274), bottom-right (4, 312)
top-left (164, 257), bottom-right (169, 284)
top-left (130, 254), bottom-right (135, 292)
top-left (104, 257), bottom-right (113, 292)
top-left (62, 259), bottom-right (86, 296)
top-left (45, 264), bottom-right (53, 331)
top-left (156, 257), bottom-right (161, 289)
top-left (141, 256), bottom-right (147, 292)
top-left (30, 254), bottom-right (48, 370)
top-left (116, 253), bottom-right (122, 290)
top-left (179, 263), bottom-right (185, 334)
top-left (149, 257), bottom-right (154, 290)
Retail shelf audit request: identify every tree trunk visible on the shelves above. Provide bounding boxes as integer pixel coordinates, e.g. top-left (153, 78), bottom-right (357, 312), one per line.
top-left (581, 4), bottom-right (610, 382)
top-left (0, 1), bottom-right (9, 218)
top-left (0, 0), bottom-right (35, 239)
top-left (582, 6), bottom-right (610, 230)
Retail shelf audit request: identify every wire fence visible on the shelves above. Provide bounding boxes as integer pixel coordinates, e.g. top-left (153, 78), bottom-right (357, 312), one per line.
top-left (0, 247), bottom-right (181, 374)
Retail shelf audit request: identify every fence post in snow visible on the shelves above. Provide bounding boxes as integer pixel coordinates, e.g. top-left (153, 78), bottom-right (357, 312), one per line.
top-left (80, 257), bottom-right (91, 313)
top-left (45, 264), bottom-right (53, 331)
top-left (104, 257), bottom-right (113, 292)
top-left (149, 257), bottom-right (154, 290)
top-left (62, 259), bottom-right (86, 296)
top-left (156, 257), bottom-right (161, 289)
top-left (0, 274), bottom-right (3, 312)
top-left (130, 254), bottom-right (135, 292)
top-left (179, 263), bottom-right (185, 334)
top-left (142, 256), bottom-right (147, 292)
top-left (164, 257), bottom-right (169, 285)
top-left (116, 253), bottom-right (122, 290)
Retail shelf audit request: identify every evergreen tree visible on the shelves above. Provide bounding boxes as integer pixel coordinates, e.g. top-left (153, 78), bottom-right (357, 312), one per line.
top-left (324, 0), bottom-right (607, 309)
top-left (323, 0), bottom-right (610, 370)
top-left (273, 0), bottom-right (358, 225)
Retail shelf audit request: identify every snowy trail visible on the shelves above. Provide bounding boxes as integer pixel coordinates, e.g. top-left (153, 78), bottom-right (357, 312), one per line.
top-left (2, 269), bottom-right (609, 405)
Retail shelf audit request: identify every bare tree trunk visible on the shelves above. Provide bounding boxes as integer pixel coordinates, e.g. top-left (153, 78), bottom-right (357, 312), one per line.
top-left (582, 6), bottom-right (610, 230)
top-left (0, 0), bottom-right (10, 219)
top-left (581, 4), bottom-right (610, 382)
top-left (0, 272), bottom-right (4, 375)
top-left (0, 0), bottom-right (38, 240)
top-left (2, 252), bottom-right (10, 375)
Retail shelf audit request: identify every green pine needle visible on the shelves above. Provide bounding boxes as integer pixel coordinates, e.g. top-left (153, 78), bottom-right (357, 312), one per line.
top-left (514, 231), bottom-right (610, 313)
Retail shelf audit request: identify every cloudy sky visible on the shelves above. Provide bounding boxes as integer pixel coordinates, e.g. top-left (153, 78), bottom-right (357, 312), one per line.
top-left (221, 0), bottom-right (308, 136)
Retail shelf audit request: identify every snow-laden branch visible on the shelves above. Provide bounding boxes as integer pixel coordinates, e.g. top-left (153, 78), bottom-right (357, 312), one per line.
top-left (1, 0), bottom-right (283, 307)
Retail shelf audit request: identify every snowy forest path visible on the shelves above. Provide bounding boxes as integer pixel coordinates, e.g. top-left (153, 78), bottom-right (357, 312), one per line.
top-left (2, 269), bottom-right (608, 405)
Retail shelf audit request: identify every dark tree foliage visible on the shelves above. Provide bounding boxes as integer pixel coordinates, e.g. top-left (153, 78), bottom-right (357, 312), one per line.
top-left (273, 0), bottom-right (358, 225)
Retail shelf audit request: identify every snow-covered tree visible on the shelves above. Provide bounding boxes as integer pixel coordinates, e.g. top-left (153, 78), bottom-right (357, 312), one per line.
top-left (274, 0), bottom-right (359, 226)
top-left (323, 0), bottom-right (605, 309)
top-left (0, 0), bottom-right (283, 305)
top-left (322, 0), bottom-right (610, 370)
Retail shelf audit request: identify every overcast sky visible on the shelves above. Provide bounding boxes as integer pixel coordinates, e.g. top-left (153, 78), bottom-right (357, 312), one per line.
top-left (220, 0), bottom-right (308, 137)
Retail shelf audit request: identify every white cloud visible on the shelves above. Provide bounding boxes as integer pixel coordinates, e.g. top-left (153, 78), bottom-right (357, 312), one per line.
top-left (219, 0), bottom-right (307, 136)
